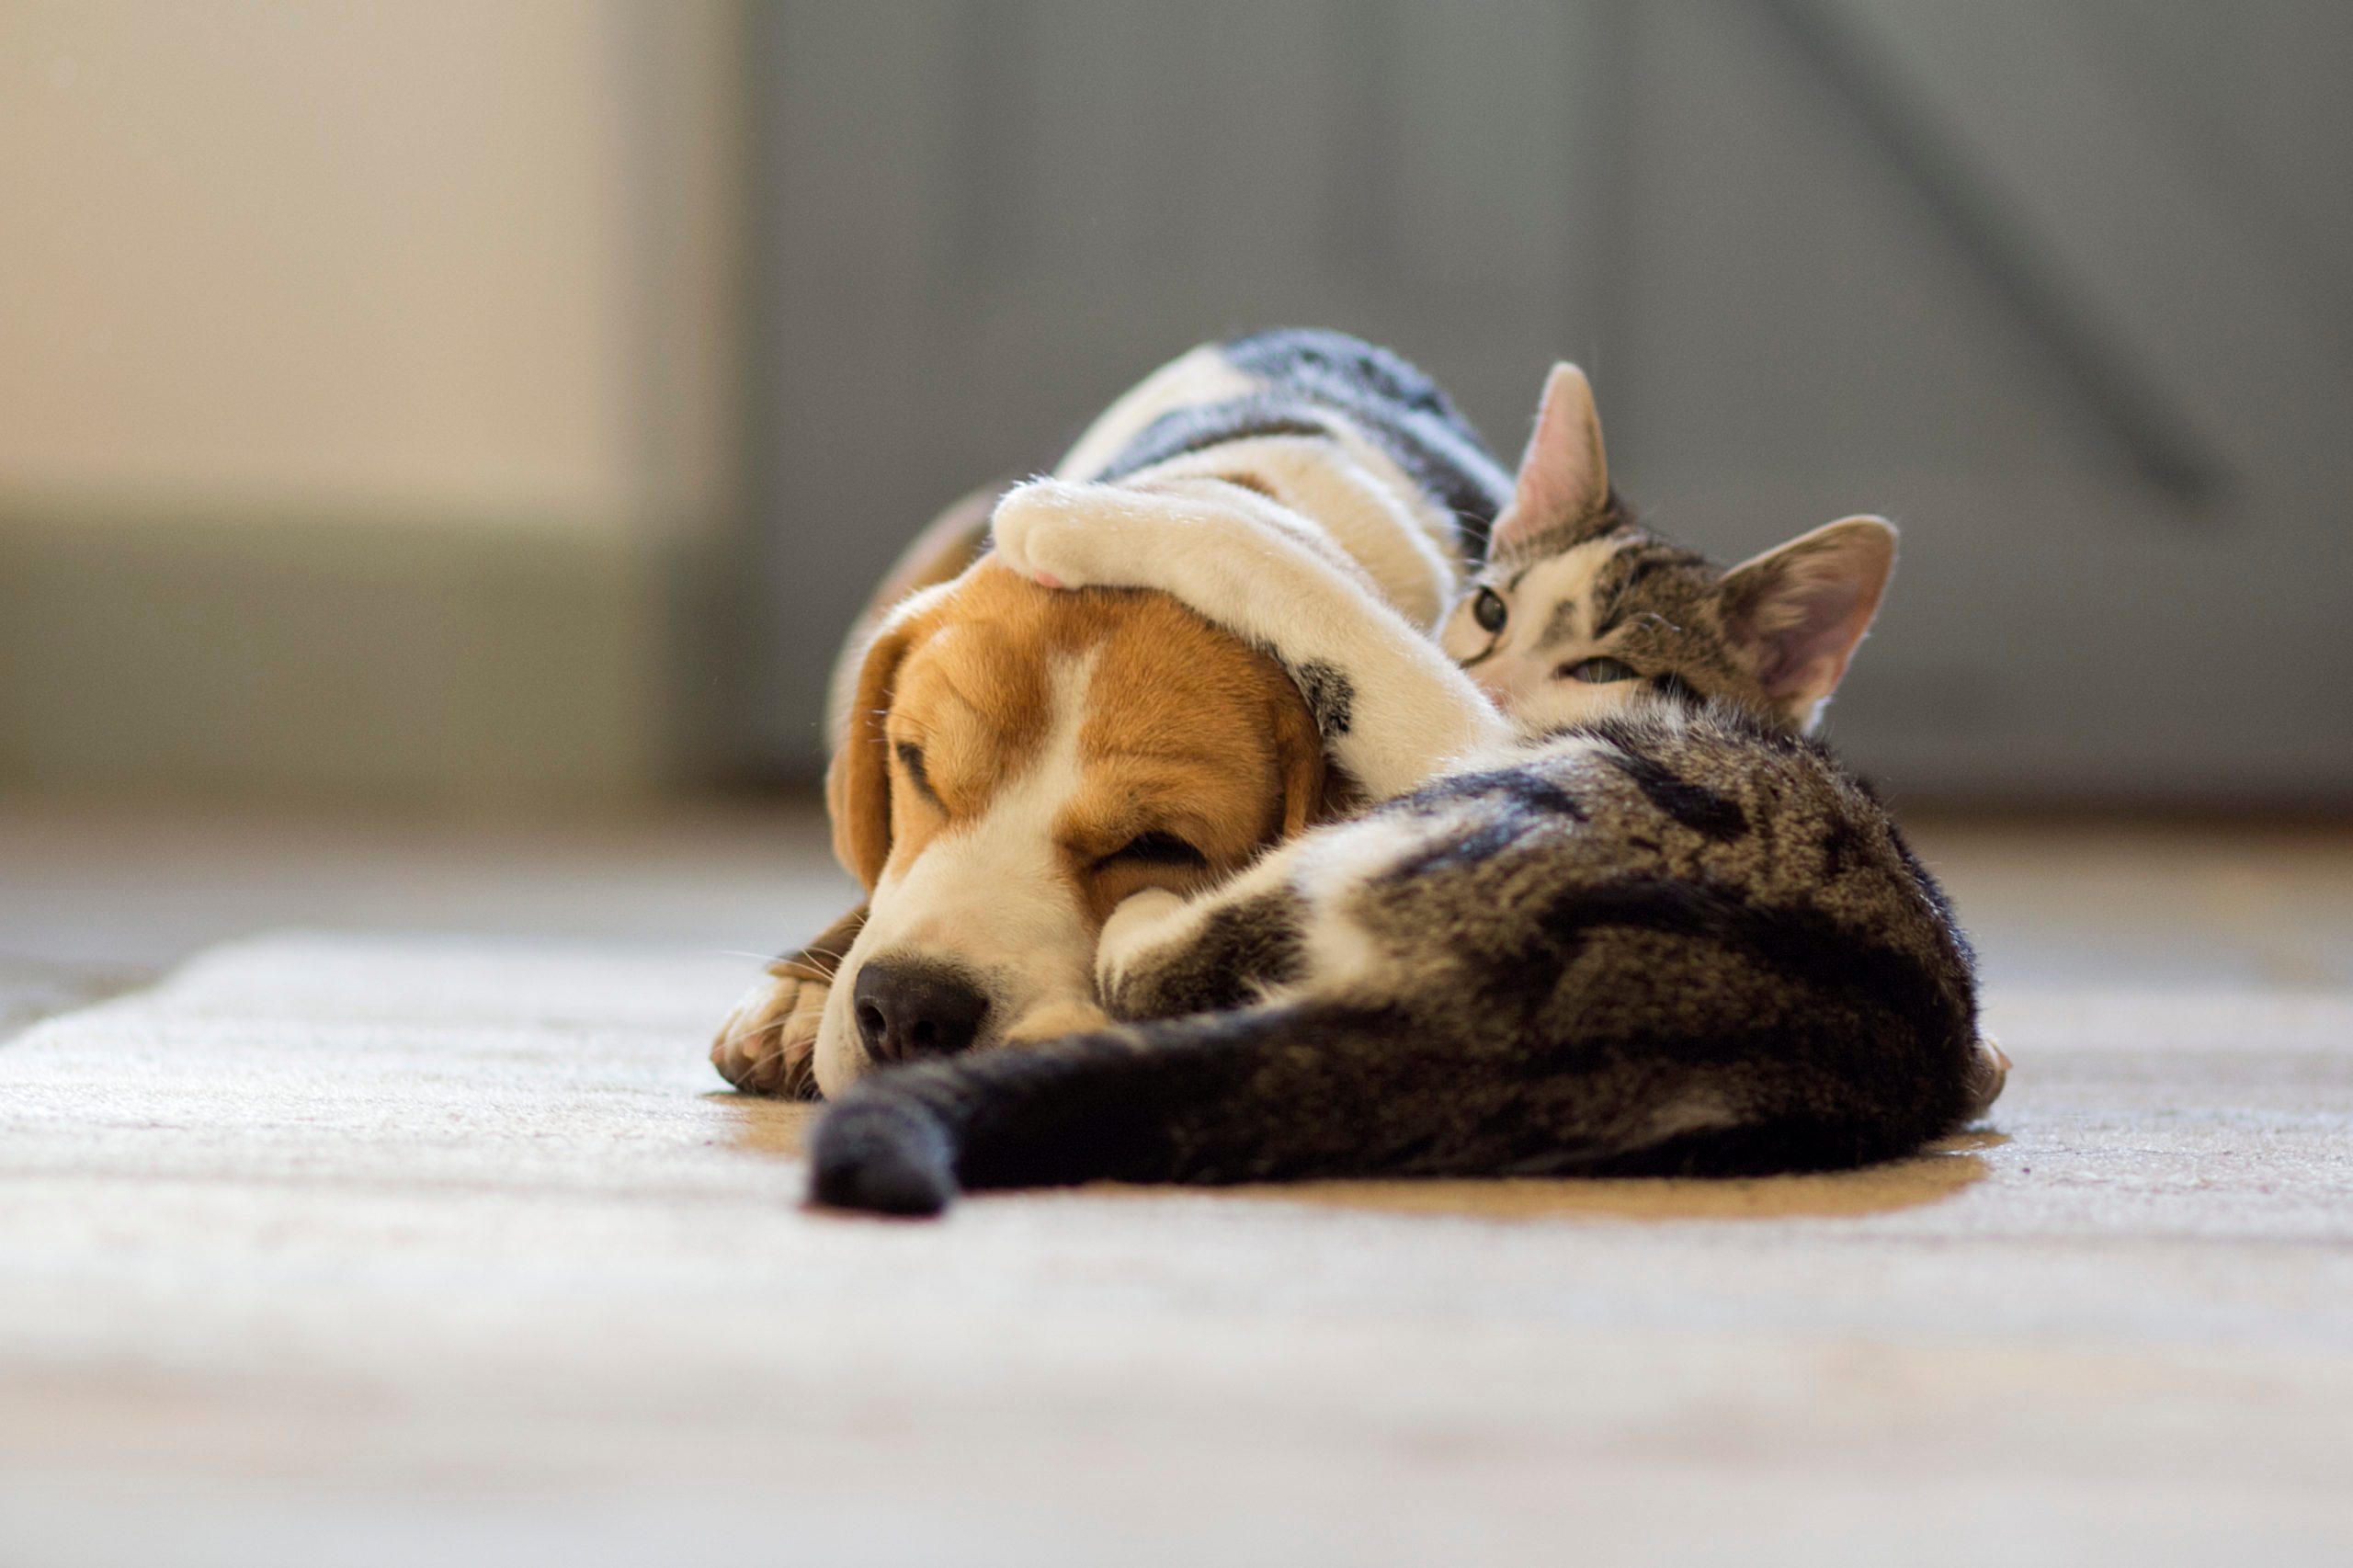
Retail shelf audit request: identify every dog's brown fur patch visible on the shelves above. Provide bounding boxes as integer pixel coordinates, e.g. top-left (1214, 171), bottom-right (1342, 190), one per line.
top-left (835, 565), bottom-right (1332, 923)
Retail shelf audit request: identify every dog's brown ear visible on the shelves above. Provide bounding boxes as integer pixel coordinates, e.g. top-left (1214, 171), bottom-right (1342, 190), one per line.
top-left (825, 620), bottom-right (920, 889)
top-left (1267, 673), bottom-right (1340, 840)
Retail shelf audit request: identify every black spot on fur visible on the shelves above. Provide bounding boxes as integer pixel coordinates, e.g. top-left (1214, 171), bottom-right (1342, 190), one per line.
top-left (1373, 769), bottom-right (1589, 885)
top-left (1602, 748), bottom-right (1749, 840)
top-left (1376, 818), bottom-right (1536, 884)
top-left (1291, 659), bottom-right (1356, 740)
top-left (1403, 767), bottom-right (1588, 821)
top-left (1818, 819), bottom-right (1859, 880)
top-left (1224, 329), bottom-right (1456, 419)
top-left (1093, 399), bottom-right (1333, 483)
top-left (1103, 329), bottom-right (1512, 558)
top-left (1526, 877), bottom-right (1953, 1035)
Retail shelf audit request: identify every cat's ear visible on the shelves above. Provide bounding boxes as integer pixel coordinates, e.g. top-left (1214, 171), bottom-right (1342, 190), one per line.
top-left (1491, 363), bottom-right (1608, 555)
top-left (1715, 517), bottom-right (1896, 730)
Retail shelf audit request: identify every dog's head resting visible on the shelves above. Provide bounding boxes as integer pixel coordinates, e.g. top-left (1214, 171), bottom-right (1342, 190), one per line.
top-left (816, 560), bottom-right (1333, 1096)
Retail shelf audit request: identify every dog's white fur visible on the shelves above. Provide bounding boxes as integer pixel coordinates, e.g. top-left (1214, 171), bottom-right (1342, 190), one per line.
top-left (813, 651), bottom-right (1108, 1092)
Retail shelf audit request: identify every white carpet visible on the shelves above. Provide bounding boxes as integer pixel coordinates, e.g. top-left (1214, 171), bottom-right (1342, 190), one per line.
top-left (3, 933), bottom-right (2349, 1567)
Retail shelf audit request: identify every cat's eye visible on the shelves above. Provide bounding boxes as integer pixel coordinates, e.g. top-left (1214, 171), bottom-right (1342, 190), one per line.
top-left (1472, 587), bottom-right (1508, 634)
top-left (1105, 832), bottom-right (1206, 868)
top-left (1561, 656), bottom-right (1641, 684)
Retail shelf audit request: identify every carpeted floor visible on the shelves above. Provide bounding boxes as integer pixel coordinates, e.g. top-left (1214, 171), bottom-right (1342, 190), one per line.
top-left (4, 920), bottom-right (2350, 1566)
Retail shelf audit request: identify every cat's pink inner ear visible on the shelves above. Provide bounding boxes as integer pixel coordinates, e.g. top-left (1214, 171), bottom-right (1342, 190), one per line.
top-left (1719, 517), bottom-right (1897, 725)
top-left (1494, 363), bottom-right (1608, 553)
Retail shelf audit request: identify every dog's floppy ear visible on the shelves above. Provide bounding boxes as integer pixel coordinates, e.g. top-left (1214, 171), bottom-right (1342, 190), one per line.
top-left (825, 619), bottom-right (921, 889)
top-left (1267, 672), bottom-right (1343, 838)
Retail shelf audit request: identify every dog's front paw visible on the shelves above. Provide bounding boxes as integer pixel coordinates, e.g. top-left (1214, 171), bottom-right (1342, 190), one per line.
top-left (712, 968), bottom-right (828, 1098)
top-left (716, 907), bottom-right (866, 1098)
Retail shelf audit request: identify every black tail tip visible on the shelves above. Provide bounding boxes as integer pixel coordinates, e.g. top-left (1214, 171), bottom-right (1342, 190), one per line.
top-left (809, 1096), bottom-right (959, 1217)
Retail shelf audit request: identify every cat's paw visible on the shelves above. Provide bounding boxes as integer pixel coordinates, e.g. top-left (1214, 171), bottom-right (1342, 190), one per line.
top-left (1099, 887), bottom-right (1188, 960)
top-left (1962, 1034), bottom-right (2012, 1119)
top-left (1096, 887), bottom-right (1192, 998)
top-left (990, 481), bottom-right (1131, 592)
top-left (711, 968), bottom-right (828, 1099)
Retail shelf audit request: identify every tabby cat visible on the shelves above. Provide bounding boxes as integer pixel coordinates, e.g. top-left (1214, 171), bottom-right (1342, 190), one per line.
top-left (811, 365), bottom-right (2003, 1215)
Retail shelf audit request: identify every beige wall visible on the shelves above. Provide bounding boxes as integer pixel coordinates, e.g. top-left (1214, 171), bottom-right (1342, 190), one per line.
top-left (0, 0), bottom-right (735, 529)
top-left (0, 1), bottom-right (745, 801)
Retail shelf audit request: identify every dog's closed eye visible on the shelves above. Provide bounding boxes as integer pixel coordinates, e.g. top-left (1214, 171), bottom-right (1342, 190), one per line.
top-left (1100, 832), bottom-right (1206, 869)
top-left (894, 742), bottom-right (942, 807)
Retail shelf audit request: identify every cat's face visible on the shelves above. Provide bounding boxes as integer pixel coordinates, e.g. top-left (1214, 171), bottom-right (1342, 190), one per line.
top-left (1442, 529), bottom-right (1748, 729)
top-left (1453, 364), bottom-right (1897, 734)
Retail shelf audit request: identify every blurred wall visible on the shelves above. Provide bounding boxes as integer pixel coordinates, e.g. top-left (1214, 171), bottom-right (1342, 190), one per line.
top-left (6, 2), bottom-right (2348, 809)
top-left (0, 1), bottom-right (743, 801)
top-left (738, 0), bottom-right (2353, 808)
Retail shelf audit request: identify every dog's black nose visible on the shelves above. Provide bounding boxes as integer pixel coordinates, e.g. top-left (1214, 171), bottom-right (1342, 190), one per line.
top-left (853, 961), bottom-right (989, 1062)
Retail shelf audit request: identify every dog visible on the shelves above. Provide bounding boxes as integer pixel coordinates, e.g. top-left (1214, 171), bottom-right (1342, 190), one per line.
top-left (713, 330), bottom-right (1512, 1098)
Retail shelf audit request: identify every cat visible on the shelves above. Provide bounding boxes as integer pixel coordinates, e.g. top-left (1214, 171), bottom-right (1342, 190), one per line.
top-left (808, 364), bottom-right (2004, 1215)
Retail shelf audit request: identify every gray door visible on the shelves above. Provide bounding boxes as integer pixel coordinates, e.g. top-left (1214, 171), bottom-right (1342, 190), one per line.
top-left (742, 1), bottom-right (2353, 804)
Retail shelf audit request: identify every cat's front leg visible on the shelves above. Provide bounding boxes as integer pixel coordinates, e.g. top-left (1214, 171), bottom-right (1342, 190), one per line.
top-left (992, 478), bottom-right (1509, 799)
top-left (1095, 858), bottom-right (1312, 1022)
top-left (1095, 889), bottom-right (1197, 1002)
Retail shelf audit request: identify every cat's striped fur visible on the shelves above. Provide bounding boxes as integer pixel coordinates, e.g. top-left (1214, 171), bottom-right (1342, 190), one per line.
top-left (811, 360), bottom-right (1996, 1215)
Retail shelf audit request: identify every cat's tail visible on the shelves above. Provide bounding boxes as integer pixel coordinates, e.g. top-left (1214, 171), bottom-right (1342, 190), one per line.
top-left (807, 1000), bottom-right (1986, 1216)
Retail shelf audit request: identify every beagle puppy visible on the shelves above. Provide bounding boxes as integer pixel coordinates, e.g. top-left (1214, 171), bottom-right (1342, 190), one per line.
top-left (715, 330), bottom-right (1511, 1098)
